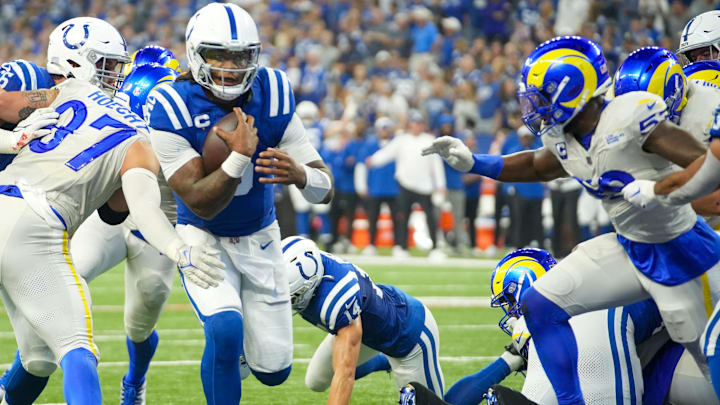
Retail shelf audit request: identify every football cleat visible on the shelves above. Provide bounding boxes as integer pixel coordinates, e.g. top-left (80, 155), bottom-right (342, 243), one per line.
top-left (487, 385), bottom-right (538, 405)
top-left (120, 376), bottom-right (146, 405)
top-left (399, 384), bottom-right (416, 405)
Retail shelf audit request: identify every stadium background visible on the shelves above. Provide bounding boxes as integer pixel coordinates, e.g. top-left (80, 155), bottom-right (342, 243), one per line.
top-left (0, 0), bottom-right (718, 403)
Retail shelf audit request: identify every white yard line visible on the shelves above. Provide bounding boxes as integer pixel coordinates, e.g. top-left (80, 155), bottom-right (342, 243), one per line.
top-left (341, 255), bottom-right (497, 268)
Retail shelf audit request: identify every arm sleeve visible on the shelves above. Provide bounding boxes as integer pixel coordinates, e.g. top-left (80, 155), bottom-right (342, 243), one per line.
top-left (659, 148), bottom-right (720, 205)
top-left (121, 167), bottom-right (183, 263)
top-left (368, 136), bottom-right (400, 167)
top-left (278, 114), bottom-right (322, 165)
top-left (148, 128), bottom-right (200, 180)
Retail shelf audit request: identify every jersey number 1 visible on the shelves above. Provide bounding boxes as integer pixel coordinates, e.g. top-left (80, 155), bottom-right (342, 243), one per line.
top-left (29, 100), bottom-right (137, 171)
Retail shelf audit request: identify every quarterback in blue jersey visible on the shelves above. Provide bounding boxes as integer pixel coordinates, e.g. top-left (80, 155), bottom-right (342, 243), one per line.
top-left (280, 236), bottom-right (444, 404)
top-left (146, 3), bottom-right (333, 403)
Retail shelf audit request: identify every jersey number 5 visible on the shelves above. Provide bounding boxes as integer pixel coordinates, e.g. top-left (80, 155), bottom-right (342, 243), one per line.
top-left (29, 100), bottom-right (137, 171)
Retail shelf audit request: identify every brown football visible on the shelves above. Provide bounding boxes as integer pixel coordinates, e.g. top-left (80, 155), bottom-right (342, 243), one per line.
top-left (202, 111), bottom-right (237, 173)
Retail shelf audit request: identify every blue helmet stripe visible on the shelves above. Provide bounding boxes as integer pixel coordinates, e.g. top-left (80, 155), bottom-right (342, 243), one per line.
top-left (224, 5), bottom-right (238, 40)
top-left (683, 18), bottom-right (695, 42)
top-left (282, 237), bottom-right (303, 253)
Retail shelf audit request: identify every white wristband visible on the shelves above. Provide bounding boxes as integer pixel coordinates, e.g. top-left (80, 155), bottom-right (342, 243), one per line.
top-left (221, 151), bottom-right (251, 178)
top-left (0, 129), bottom-right (18, 154)
top-left (300, 165), bottom-right (332, 203)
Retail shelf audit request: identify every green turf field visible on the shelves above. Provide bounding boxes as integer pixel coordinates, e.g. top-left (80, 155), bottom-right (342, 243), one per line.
top-left (0, 256), bottom-right (525, 404)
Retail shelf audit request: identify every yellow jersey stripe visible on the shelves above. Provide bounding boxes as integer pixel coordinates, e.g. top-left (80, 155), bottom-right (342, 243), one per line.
top-left (62, 231), bottom-right (96, 357)
top-left (702, 273), bottom-right (714, 319)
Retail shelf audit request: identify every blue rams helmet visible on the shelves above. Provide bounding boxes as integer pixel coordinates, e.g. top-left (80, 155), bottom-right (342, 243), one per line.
top-left (490, 248), bottom-right (557, 336)
top-left (123, 45), bottom-right (181, 75)
top-left (683, 60), bottom-right (720, 87)
top-left (613, 47), bottom-right (687, 122)
top-left (117, 63), bottom-right (177, 118)
top-left (518, 36), bottom-right (611, 136)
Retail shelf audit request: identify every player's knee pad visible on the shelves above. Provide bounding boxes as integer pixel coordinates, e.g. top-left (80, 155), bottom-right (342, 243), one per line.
top-left (23, 359), bottom-right (57, 378)
top-left (204, 311), bottom-right (244, 363)
top-left (252, 364), bottom-right (291, 386)
top-left (305, 371), bottom-right (331, 392)
top-left (662, 305), bottom-right (704, 343)
top-left (521, 287), bottom-right (570, 328)
top-left (136, 272), bottom-right (172, 311)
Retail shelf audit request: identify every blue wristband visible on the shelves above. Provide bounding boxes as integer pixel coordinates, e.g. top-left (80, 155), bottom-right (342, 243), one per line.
top-left (470, 154), bottom-right (504, 179)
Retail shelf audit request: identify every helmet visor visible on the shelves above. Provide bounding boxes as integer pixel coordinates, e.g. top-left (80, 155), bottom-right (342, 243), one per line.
top-left (198, 43), bottom-right (260, 89)
top-left (518, 86), bottom-right (555, 136)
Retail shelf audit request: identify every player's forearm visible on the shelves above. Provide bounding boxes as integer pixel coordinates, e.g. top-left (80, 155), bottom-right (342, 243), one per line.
top-left (327, 369), bottom-right (355, 405)
top-left (329, 322), bottom-right (362, 405)
top-left (172, 163), bottom-right (241, 220)
top-left (494, 151), bottom-right (555, 182)
top-left (0, 89), bottom-right (57, 124)
top-left (656, 148), bottom-right (720, 205)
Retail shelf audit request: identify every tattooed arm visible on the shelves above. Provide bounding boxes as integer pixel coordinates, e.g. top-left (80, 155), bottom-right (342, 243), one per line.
top-left (0, 88), bottom-right (59, 125)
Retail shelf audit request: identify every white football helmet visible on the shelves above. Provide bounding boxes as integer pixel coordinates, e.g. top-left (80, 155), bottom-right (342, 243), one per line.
top-left (296, 101), bottom-right (319, 127)
top-left (47, 17), bottom-right (130, 95)
top-left (185, 3), bottom-right (261, 101)
top-left (678, 11), bottom-right (720, 64)
top-left (280, 236), bottom-right (325, 312)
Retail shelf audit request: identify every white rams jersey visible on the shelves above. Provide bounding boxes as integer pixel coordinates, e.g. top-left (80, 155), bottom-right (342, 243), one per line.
top-left (680, 80), bottom-right (720, 146)
top-left (519, 311), bottom-right (642, 405)
top-left (0, 79), bottom-right (149, 234)
top-left (541, 91), bottom-right (696, 243)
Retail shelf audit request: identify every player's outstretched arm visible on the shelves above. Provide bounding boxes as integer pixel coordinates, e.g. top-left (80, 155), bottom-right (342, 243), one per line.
top-left (422, 136), bottom-right (566, 182)
top-left (0, 88), bottom-right (59, 125)
top-left (328, 318), bottom-right (363, 405)
top-left (120, 140), bottom-right (225, 288)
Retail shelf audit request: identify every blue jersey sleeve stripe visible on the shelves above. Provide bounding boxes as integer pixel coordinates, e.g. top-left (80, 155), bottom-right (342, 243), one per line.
top-left (328, 282), bottom-right (360, 331)
top-left (150, 90), bottom-right (183, 130)
top-left (18, 60), bottom-right (37, 90)
top-left (319, 272), bottom-right (357, 325)
top-left (224, 5), bottom-right (238, 40)
top-left (267, 68), bottom-right (280, 117)
top-left (7, 62), bottom-right (26, 90)
top-left (278, 69), bottom-right (290, 116)
top-left (157, 84), bottom-right (192, 127)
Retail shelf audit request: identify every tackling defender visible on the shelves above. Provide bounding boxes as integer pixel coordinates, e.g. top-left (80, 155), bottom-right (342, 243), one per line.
top-left (280, 236), bottom-right (444, 404)
top-left (422, 36), bottom-right (720, 405)
top-left (146, 3), bottom-right (334, 403)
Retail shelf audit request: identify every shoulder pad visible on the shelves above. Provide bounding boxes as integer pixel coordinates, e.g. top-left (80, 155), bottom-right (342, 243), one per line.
top-left (147, 81), bottom-right (194, 132)
top-left (255, 67), bottom-right (296, 120)
top-left (319, 271), bottom-right (360, 332)
top-left (0, 59), bottom-right (48, 91)
top-left (604, 91), bottom-right (668, 138)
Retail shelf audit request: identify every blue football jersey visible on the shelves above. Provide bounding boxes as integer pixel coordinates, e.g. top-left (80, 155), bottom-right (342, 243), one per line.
top-left (0, 59), bottom-right (55, 170)
top-left (300, 253), bottom-right (426, 358)
top-left (147, 67), bottom-right (296, 236)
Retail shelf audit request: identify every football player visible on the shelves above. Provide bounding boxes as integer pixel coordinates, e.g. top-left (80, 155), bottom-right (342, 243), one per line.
top-left (422, 36), bottom-right (720, 404)
top-left (280, 236), bottom-right (444, 404)
top-left (0, 29), bottom-right (225, 405)
top-left (677, 10), bottom-right (720, 64)
top-left (145, 3), bottom-right (334, 403)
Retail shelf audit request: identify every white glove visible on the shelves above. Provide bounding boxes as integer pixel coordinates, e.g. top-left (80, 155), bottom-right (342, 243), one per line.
top-left (12, 107), bottom-right (59, 151)
top-left (621, 180), bottom-right (658, 209)
top-left (421, 136), bottom-right (474, 172)
top-left (176, 244), bottom-right (226, 289)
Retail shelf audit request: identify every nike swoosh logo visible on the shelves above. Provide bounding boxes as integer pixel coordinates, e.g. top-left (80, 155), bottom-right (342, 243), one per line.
top-left (99, 40), bottom-right (110, 44)
top-left (647, 101), bottom-right (657, 110)
top-left (260, 240), bottom-right (273, 250)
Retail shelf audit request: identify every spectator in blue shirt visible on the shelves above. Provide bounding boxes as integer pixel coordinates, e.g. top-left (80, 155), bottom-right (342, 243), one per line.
top-left (298, 47), bottom-right (328, 104)
top-left (437, 17), bottom-right (462, 68)
top-left (355, 117), bottom-right (401, 255)
top-left (410, 7), bottom-right (438, 54)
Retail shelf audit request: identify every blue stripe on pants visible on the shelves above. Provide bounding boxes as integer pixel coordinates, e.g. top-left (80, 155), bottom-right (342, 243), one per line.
top-left (422, 325), bottom-right (443, 394)
top-left (608, 308), bottom-right (624, 405)
top-left (417, 334), bottom-right (434, 393)
top-left (620, 309), bottom-right (636, 405)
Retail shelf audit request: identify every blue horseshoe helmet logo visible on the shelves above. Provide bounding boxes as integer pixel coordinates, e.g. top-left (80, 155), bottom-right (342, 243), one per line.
top-left (62, 24), bottom-right (90, 50)
top-left (297, 251), bottom-right (319, 280)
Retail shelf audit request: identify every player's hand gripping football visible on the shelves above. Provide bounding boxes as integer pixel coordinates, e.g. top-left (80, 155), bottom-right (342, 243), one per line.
top-left (621, 179), bottom-right (658, 209)
top-left (255, 147), bottom-right (308, 187)
top-left (421, 135), bottom-right (474, 172)
top-left (12, 107), bottom-right (59, 151)
top-left (214, 107), bottom-right (258, 158)
top-left (175, 244), bottom-right (226, 289)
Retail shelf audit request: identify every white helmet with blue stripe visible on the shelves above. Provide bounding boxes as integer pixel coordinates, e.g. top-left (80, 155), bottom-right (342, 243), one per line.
top-left (678, 11), bottom-right (720, 64)
top-left (281, 236), bottom-right (325, 312)
top-left (47, 17), bottom-right (130, 95)
top-left (185, 3), bottom-right (261, 101)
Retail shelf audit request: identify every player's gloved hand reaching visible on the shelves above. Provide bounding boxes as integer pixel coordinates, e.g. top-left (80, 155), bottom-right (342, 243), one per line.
top-left (175, 244), bottom-right (226, 289)
top-left (621, 179), bottom-right (658, 209)
top-left (11, 107), bottom-right (59, 151)
top-left (421, 136), bottom-right (474, 172)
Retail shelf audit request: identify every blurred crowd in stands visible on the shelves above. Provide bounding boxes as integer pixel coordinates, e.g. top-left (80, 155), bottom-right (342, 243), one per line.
top-left (2, 0), bottom-right (719, 258)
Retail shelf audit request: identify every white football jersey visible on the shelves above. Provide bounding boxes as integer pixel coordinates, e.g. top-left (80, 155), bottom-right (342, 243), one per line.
top-left (0, 79), bottom-right (149, 234)
top-left (679, 79), bottom-right (720, 146)
top-left (541, 91), bottom-right (696, 243)
top-left (520, 311), bottom-right (642, 405)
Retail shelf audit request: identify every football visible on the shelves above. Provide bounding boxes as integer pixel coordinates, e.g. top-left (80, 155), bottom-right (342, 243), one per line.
top-left (202, 111), bottom-right (237, 173)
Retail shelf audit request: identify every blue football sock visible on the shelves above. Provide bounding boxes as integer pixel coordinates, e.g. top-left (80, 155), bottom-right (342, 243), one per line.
top-left (708, 355), bottom-right (720, 400)
top-left (296, 212), bottom-right (310, 236)
top-left (125, 330), bottom-right (159, 385)
top-left (3, 351), bottom-right (49, 405)
top-left (523, 288), bottom-right (584, 405)
top-left (59, 348), bottom-right (101, 405)
top-left (201, 311), bottom-right (244, 405)
top-left (355, 354), bottom-right (391, 380)
top-left (444, 357), bottom-right (512, 405)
